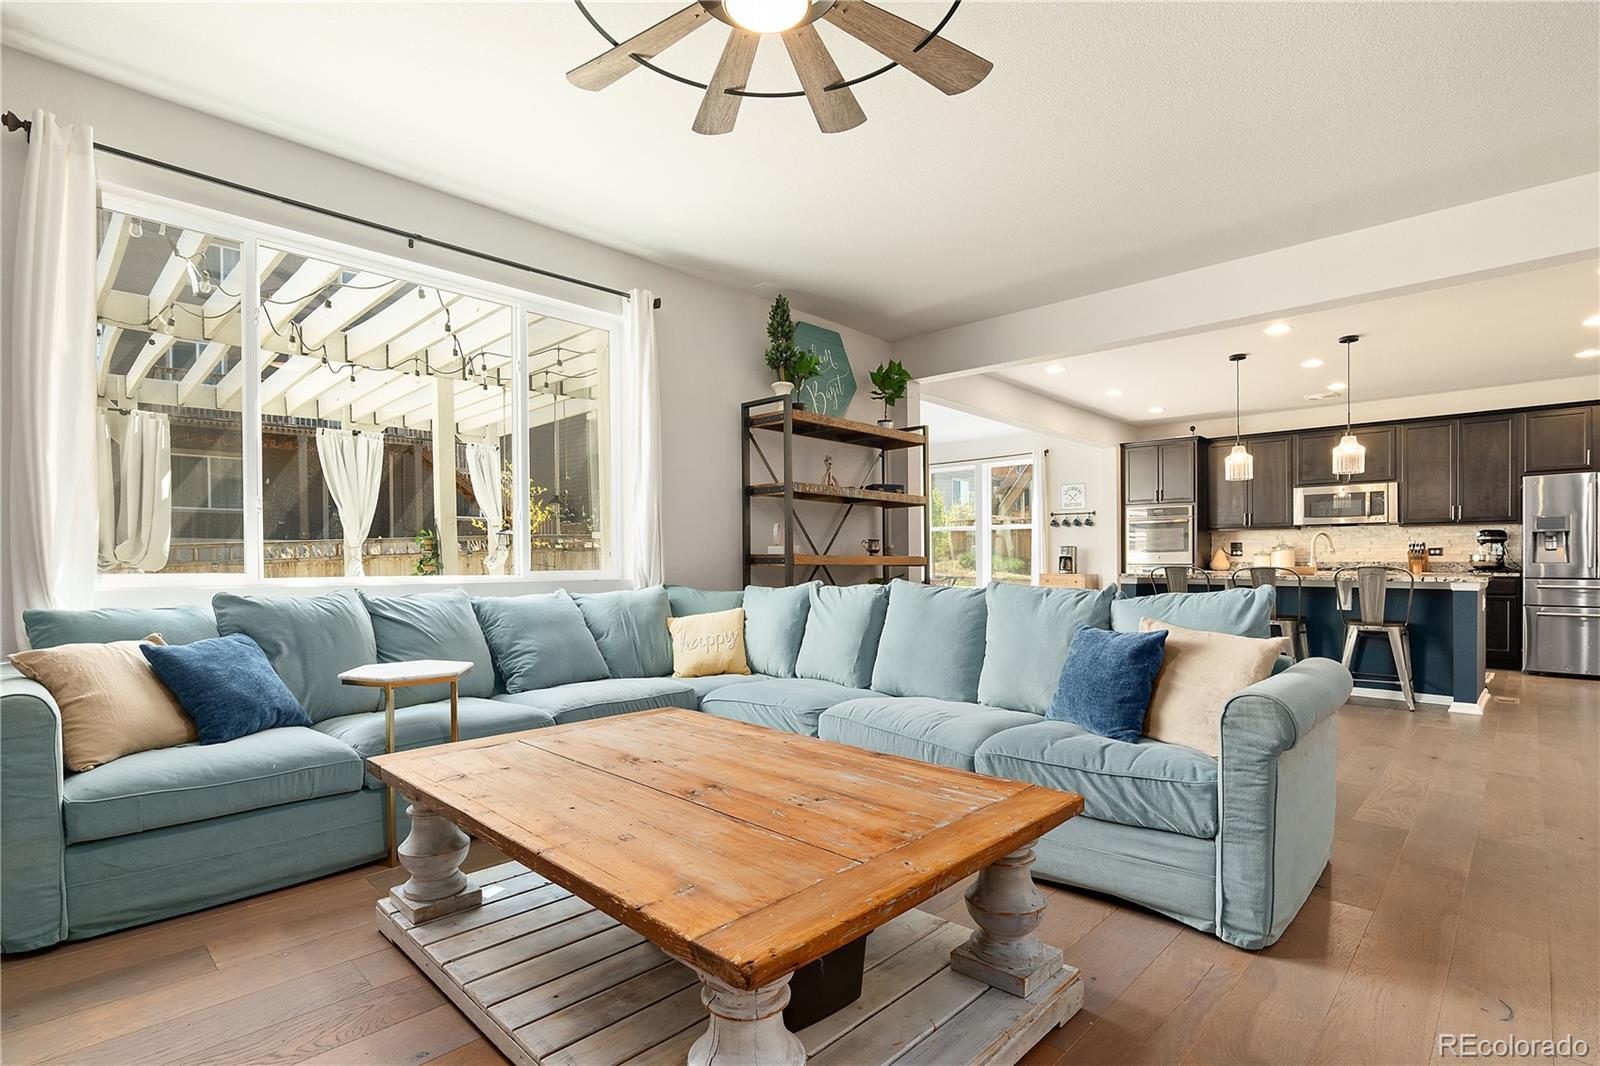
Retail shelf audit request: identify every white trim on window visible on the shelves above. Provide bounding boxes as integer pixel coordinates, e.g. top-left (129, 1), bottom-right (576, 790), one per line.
top-left (930, 453), bottom-right (1042, 587)
top-left (93, 183), bottom-right (626, 591)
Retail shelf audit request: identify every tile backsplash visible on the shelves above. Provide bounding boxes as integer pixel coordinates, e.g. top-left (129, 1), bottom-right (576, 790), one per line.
top-left (1203, 524), bottom-right (1522, 569)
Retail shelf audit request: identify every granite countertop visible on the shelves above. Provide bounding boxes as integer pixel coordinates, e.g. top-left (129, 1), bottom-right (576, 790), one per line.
top-left (1120, 567), bottom-right (1517, 590)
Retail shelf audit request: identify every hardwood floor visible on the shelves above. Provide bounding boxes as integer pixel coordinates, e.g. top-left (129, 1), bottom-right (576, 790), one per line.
top-left (3, 671), bottom-right (1595, 1066)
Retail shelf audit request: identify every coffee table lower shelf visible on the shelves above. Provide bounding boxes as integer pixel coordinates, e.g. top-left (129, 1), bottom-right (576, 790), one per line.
top-left (376, 860), bottom-right (1083, 1066)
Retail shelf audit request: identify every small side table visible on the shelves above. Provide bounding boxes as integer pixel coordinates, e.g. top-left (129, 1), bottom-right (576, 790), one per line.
top-left (339, 660), bottom-right (474, 865)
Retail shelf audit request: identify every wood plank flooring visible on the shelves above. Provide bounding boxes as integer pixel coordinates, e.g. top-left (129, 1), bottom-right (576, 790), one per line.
top-left (3, 670), bottom-right (1595, 1066)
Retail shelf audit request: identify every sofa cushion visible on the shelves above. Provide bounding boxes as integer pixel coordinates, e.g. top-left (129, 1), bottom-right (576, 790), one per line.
top-left (213, 590), bottom-right (380, 721)
top-left (794, 583), bottom-right (890, 689)
top-left (702, 678), bottom-right (876, 737)
top-left (359, 590), bottom-right (494, 706)
top-left (62, 727), bottom-right (363, 844)
top-left (975, 720), bottom-right (1219, 839)
top-left (666, 586), bottom-right (744, 618)
top-left (819, 697), bottom-right (1039, 772)
top-left (978, 582), bottom-right (1115, 715)
top-left (742, 583), bottom-right (817, 678)
top-left (315, 696), bottom-right (556, 763)
top-left (673, 672), bottom-right (772, 704)
top-left (667, 608), bottom-right (751, 678)
top-left (23, 605), bottom-right (219, 649)
top-left (142, 634), bottom-right (313, 743)
top-left (1047, 626), bottom-right (1167, 744)
top-left (573, 588), bottom-right (673, 678)
top-left (493, 677), bottom-right (697, 726)
top-left (473, 591), bottom-right (611, 693)
top-left (871, 580), bottom-right (987, 702)
top-left (1111, 585), bottom-right (1274, 639)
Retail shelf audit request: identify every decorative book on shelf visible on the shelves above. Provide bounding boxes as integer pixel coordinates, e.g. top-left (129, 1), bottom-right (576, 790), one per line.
top-left (740, 395), bottom-right (933, 587)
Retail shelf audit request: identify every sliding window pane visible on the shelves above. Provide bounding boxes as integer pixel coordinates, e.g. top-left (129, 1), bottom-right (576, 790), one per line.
top-left (94, 209), bottom-right (245, 574)
top-left (526, 312), bottom-right (609, 572)
top-left (990, 462), bottom-right (1033, 524)
top-left (990, 529), bottom-right (1033, 585)
top-left (932, 529), bottom-right (977, 587)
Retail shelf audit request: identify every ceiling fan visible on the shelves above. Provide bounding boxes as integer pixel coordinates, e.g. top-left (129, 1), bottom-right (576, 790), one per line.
top-left (566, 0), bottom-right (993, 135)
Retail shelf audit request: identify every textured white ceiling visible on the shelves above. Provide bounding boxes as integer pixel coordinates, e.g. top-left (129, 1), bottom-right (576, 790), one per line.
top-left (4, 1), bottom-right (1597, 341)
top-left (993, 259), bottom-right (1600, 424)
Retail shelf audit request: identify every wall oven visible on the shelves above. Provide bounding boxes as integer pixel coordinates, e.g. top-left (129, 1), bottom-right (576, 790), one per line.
top-left (1124, 504), bottom-right (1196, 566)
top-left (1293, 482), bottom-right (1398, 526)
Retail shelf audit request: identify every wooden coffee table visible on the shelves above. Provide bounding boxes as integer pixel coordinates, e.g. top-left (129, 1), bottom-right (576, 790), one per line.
top-left (367, 708), bottom-right (1084, 1065)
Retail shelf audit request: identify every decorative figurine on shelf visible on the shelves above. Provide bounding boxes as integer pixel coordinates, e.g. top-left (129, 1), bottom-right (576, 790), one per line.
top-left (821, 455), bottom-right (840, 487)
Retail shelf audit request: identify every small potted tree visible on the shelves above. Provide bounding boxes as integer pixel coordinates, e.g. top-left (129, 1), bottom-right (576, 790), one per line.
top-left (763, 294), bottom-right (801, 397)
top-left (869, 359), bottom-right (911, 427)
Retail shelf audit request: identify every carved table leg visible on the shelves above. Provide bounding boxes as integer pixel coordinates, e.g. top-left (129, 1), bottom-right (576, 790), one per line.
top-left (389, 800), bottom-right (482, 924)
top-left (950, 845), bottom-right (1063, 997)
top-left (688, 970), bottom-right (805, 1066)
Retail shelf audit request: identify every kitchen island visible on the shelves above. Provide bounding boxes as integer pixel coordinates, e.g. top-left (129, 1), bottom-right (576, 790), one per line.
top-left (1118, 569), bottom-right (1491, 713)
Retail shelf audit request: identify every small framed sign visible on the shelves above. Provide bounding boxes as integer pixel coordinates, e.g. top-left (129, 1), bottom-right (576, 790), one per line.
top-left (1060, 482), bottom-right (1086, 510)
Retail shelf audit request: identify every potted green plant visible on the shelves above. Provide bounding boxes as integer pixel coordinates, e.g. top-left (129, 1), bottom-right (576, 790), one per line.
top-left (763, 294), bottom-right (801, 397)
top-left (869, 358), bottom-right (911, 427)
top-left (789, 349), bottom-right (821, 410)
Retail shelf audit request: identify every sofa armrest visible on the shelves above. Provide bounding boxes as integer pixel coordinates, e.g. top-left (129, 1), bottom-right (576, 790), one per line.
top-left (1, 665), bottom-right (68, 952)
top-left (1214, 657), bottom-right (1351, 950)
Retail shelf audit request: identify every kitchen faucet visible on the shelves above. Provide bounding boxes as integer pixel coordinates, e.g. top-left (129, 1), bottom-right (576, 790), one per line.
top-left (1310, 531), bottom-right (1335, 572)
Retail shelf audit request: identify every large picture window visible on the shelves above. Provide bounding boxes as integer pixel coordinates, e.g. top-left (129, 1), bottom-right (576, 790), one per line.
top-left (930, 456), bottom-right (1040, 587)
top-left (93, 193), bottom-right (620, 583)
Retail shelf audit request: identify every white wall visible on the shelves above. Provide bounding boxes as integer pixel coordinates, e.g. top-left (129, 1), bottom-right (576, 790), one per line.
top-left (0, 48), bottom-right (897, 610)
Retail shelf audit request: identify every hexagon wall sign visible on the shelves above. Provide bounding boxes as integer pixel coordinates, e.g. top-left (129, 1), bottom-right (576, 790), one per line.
top-left (793, 322), bottom-right (855, 417)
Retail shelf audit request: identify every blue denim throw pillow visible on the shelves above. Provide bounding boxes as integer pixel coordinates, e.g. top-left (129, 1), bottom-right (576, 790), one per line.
top-left (142, 633), bottom-right (311, 744)
top-left (1046, 625), bottom-right (1167, 743)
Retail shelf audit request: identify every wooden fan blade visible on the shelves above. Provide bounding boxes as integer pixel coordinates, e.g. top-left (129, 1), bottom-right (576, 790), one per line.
top-left (783, 23), bottom-right (866, 133)
top-left (567, 4), bottom-right (711, 91)
top-left (694, 29), bottom-right (761, 135)
top-left (823, 0), bottom-right (992, 95)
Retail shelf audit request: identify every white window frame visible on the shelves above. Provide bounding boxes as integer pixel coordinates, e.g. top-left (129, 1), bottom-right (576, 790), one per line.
top-left (930, 453), bottom-right (1043, 586)
top-left (95, 182), bottom-right (626, 592)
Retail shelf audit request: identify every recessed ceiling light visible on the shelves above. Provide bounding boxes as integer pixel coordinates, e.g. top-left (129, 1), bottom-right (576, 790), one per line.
top-left (1105, 387), bottom-right (1123, 397)
top-left (1584, 314), bottom-right (1600, 328)
top-left (1044, 364), bottom-right (1066, 375)
top-left (1300, 358), bottom-right (1325, 369)
top-left (1578, 349), bottom-right (1600, 359)
top-left (1263, 323), bottom-right (1292, 336)
top-left (1148, 405), bottom-right (1166, 414)
top-left (1328, 381), bottom-right (1347, 392)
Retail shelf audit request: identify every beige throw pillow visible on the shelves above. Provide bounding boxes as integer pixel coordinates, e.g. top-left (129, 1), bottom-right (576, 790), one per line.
top-left (666, 608), bottom-right (751, 679)
top-left (1137, 620), bottom-right (1288, 757)
top-left (8, 635), bottom-right (197, 772)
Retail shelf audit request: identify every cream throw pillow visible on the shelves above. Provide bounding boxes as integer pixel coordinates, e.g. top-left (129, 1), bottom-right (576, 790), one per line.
top-left (8, 635), bottom-right (197, 772)
top-left (1137, 619), bottom-right (1288, 757)
top-left (666, 608), bottom-right (751, 678)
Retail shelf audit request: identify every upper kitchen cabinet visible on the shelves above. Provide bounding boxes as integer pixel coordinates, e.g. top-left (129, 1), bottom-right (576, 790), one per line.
top-left (1123, 439), bottom-right (1198, 504)
top-left (1204, 436), bottom-right (1293, 529)
top-left (1522, 404), bottom-right (1596, 473)
top-left (1294, 425), bottom-right (1396, 485)
top-left (1399, 414), bottom-right (1520, 524)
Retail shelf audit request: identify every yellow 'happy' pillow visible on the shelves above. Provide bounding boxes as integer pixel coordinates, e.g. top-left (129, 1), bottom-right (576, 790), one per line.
top-left (666, 608), bottom-right (751, 678)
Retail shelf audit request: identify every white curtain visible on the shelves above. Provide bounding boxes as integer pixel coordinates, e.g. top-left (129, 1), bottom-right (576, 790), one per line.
top-left (1, 110), bottom-right (99, 651)
top-left (466, 441), bottom-right (508, 575)
top-left (96, 410), bottom-right (172, 572)
top-left (316, 428), bottom-right (384, 578)
top-left (619, 289), bottom-right (664, 587)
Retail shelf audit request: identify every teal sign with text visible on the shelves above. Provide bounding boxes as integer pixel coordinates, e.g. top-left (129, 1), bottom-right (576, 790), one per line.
top-left (794, 322), bottom-right (855, 417)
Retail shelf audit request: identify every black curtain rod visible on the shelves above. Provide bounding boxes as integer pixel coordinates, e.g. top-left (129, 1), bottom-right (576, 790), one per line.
top-left (1, 109), bottom-right (660, 310)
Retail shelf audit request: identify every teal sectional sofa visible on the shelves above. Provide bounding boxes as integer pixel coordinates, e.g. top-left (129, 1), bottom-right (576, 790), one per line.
top-left (0, 578), bottom-right (1350, 955)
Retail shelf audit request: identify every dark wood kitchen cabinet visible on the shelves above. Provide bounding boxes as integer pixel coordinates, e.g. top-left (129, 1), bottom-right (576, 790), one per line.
top-left (1204, 436), bottom-right (1293, 529)
top-left (1522, 404), bottom-right (1595, 473)
top-left (1400, 414), bottom-right (1520, 524)
top-left (1294, 425), bottom-right (1396, 485)
top-left (1123, 439), bottom-right (1198, 504)
top-left (1484, 576), bottom-right (1522, 671)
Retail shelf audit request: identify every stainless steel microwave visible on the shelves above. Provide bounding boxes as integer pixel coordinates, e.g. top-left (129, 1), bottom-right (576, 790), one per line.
top-left (1293, 482), bottom-right (1397, 526)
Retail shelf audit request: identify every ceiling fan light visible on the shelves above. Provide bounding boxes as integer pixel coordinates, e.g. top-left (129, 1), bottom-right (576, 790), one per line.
top-left (722, 0), bottom-right (809, 34)
top-left (1332, 434), bottom-right (1366, 476)
top-left (1224, 443), bottom-right (1254, 482)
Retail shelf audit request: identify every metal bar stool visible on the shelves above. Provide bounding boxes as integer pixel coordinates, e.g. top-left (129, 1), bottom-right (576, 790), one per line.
top-left (1147, 565), bottom-right (1212, 595)
top-left (1230, 566), bottom-right (1310, 661)
top-left (1332, 565), bottom-right (1417, 710)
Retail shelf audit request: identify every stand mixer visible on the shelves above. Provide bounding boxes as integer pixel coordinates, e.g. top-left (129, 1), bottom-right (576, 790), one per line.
top-left (1470, 528), bottom-right (1512, 571)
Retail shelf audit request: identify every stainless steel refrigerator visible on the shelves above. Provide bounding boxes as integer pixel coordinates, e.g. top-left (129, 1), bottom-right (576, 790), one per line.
top-left (1523, 471), bottom-right (1600, 677)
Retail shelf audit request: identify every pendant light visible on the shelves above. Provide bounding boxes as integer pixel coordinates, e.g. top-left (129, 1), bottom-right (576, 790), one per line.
top-left (1331, 334), bottom-right (1366, 476)
top-left (1224, 353), bottom-right (1253, 481)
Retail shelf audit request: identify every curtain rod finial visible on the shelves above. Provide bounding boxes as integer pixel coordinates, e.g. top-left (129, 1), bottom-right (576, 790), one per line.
top-left (652, 297), bottom-right (661, 309)
top-left (2, 110), bottom-right (33, 137)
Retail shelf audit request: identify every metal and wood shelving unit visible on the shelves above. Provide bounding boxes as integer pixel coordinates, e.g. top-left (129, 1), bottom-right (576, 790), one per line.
top-left (741, 395), bottom-right (933, 586)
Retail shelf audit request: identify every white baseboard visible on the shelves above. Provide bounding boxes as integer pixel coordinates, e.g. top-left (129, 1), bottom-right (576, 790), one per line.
top-left (1350, 684), bottom-right (1488, 715)
top-left (1447, 688), bottom-right (1491, 717)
